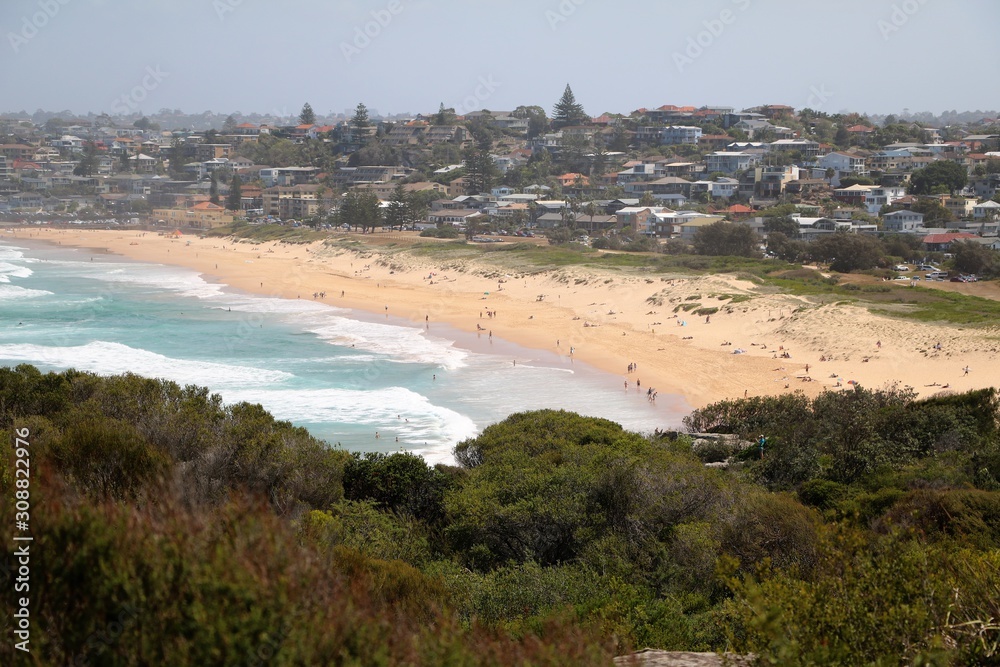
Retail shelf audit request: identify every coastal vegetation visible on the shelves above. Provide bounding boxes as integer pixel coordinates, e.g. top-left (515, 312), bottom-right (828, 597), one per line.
top-left (2, 365), bottom-right (999, 664)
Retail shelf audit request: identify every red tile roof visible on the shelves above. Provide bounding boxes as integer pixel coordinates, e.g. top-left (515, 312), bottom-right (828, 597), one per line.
top-left (922, 232), bottom-right (978, 244)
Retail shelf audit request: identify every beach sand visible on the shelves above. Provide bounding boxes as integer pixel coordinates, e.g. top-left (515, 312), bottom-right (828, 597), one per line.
top-left (10, 227), bottom-right (1000, 411)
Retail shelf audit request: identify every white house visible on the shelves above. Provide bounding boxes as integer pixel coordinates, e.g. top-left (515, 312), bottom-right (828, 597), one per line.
top-left (706, 152), bottom-right (760, 174)
top-left (972, 200), bottom-right (1000, 220)
top-left (818, 152), bottom-right (868, 177)
top-left (661, 125), bottom-right (703, 145)
top-left (882, 210), bottom-right (925, 232)
top-left (864, 185), bottom-right (907, 215)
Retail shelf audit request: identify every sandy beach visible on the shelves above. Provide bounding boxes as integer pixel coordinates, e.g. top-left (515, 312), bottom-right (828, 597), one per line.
top-left (8, 227), bottom-right (1000, 411)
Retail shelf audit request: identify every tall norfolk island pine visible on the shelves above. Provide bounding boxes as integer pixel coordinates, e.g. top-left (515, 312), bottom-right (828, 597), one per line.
top-left (552, 84), bottom-right (588, 129)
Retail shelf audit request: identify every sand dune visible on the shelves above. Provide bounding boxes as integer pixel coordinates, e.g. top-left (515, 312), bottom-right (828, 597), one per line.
top-left (12, 228), bottom-right (999, 410)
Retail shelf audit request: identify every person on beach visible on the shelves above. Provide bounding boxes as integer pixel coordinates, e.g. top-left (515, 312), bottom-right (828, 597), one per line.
top-left (963, 366), bottom-right (970, 376)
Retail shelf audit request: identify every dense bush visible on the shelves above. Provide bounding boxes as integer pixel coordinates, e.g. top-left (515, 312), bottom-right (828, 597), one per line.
top-left (2, 367), bottom-right (999, 662)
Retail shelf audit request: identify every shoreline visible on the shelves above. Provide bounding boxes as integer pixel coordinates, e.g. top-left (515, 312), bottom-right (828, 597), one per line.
top-left (7, 227), bottom-right (1000, 411)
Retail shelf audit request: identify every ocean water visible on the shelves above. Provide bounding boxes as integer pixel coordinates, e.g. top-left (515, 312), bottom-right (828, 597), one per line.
top-left (0, 237), bottom-right (690, 463)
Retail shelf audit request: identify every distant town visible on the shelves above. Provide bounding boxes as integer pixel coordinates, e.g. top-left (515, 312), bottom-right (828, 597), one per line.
top-left (2, 89), bottom-right (999, 258)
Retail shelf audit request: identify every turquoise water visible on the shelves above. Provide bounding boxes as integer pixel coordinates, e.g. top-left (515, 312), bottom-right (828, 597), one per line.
top-left (0, 237), bottom-right (690, 463)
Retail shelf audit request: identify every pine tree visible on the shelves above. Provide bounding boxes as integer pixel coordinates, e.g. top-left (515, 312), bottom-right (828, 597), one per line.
top-left (552, 84), bottom-right (588, 129)
top-left (352, 103), bottom-right (370, 131)
top-left (385, 182), bottom-right (408, 231)
top-left (299, 103), bottom-right (316, 126)
top-left (351, 103), bottom-right (371, 145)
top-left (226, 175), bottom-right (242, 211)
top-left (73, 142), bottom-right (99, 177)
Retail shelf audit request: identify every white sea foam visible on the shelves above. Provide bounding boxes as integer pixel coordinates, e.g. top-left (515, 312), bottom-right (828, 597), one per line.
top-left (0, 341), bottom-right (293, 388)
top-left (82, 264), bottom-right (226, 299)
top-left (308, 317), bottom-right (468, 370)
top-left (0, 245), bottom-right (27, 261)
top-left (218, 295), bottom-right (344, 316)
top-left (0, 285), bottom-right (53, 301)
top-left (222, 385), bottom-right (475, 463)
top-left (0, 262), bottom-right (33, 283)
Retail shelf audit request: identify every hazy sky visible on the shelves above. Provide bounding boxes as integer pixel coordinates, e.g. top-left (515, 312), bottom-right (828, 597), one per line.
top-left (2, 0), bottom-right (998, 118)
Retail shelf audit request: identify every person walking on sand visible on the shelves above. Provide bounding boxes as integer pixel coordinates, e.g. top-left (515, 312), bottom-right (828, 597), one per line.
top-left (964, 366), bottom-right (970, 376)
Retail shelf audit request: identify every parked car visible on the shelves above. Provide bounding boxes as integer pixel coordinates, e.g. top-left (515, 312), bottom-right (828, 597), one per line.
top-left (893, 264), bottom-right (910, 271)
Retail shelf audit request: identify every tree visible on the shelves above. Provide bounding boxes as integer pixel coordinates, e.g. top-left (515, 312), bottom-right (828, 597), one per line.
top-left (209, 171), bottom-right (220, 205)
top-left (434, 103), bottom-right (456, 126)
top-left (763, 215), bottom-right (800, 238)
top-left (225, 174), bottom-right (242, 212)
top-left (692, 222), bottom-right (760, 257)
top-left (512, 105), bottom-right (549, 139)
top-left (384, 182), bottom-right (408, 231)
top-left (909, 161), bottom-right (968, 195)
top-left (638, 191), bottom-right (656, 208)
top-left (834, 125), bottom-right (851, 147)
top-left (133, 116), bottom-right (159, 132)
top-left (338, 189), bottom-right (382, 233)
top-left (552, 84), bottom-right (588, 130)
top-left (951, 240), bottom-right (997, 277)
top-left (299, 103), bottom-right (316, 126)
top-left (811, 232), bottom-right (885, 272)
top-left (73, 142), bottom-right (99, 177)
top-left (223, 114), bottom-right (238, 132)
top-left (351, 102), bottom-right (370, 134)
top-left (462, 129), bottom-right (498, 195)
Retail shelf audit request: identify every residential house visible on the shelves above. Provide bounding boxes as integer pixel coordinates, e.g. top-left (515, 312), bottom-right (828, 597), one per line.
top-left (332, 165), bottom-right (409, 187)
top-left (0, 144), bottom-right (36, 161)
top-left (616, 162), bottom-right (665, 184)
top-left (939, 196), bottom-right (976, 220)
top-left (660, 126), bottom-right (702, 145)
top-left (556, 172), bottom-right (589, 188)
top-left (0, 156), bottom-right (9, 181)
top-left (195, 144), bottom-right (232, 161)
top-left (623, 176), bottom-right (692, 200)
top-left (819, 151), bottom-right (869, 176)
top-left (970, 175), bottom-right (1000, 200)
top-left (663, 162), bottom-right (699, 177)
top-left (753, 165), bottom-right (800, 199)
top-left (262, 184), bottom-right (325, 219)
top-left (864, 185), bottom-right (907, 214)
top-left (615, 206), bottom-right (655, 236)
top-left (706, 152), bottom-right (760, 175)
top-left (960, 135), bottom-right (999, 152)
top-left (833, 184), bottom-right (876, 206)
top-left (427, 209), bottom-right (484, 227)
top-left (769, 139), bottom-right (821, 157)
top-left (972, 200), bottom-right (1000, 219)
top-left (152, 201), bottom-right (234, 229)
top-left (126, 153), bottom-right (157, 174)
top-left (671, 214), bottom-right (726, 240)
top-left (698, 134), bottom-right (732, 151)
top-left (922, 232), bottom-right (980, 252)
top-left (882, 210), bottom-right (925, 232)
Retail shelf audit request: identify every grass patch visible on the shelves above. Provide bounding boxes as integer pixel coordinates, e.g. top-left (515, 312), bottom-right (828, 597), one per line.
top-left (207, 223), bottom-right (327, 244)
